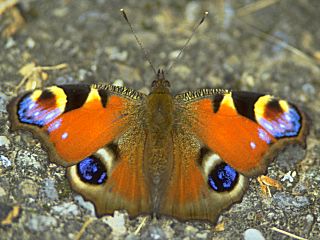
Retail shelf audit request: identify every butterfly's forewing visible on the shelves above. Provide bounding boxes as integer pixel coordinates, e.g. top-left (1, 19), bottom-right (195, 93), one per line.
top-left (7, 84), bottom-right (144, 166)
top-left (175, 89), bottom-right (308, 177)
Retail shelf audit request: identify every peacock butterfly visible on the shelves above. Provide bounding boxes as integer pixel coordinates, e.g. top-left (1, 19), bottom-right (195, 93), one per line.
top-left (6, 10), bottom-right (309, 224)
top-left (7, 68), bottom-right (308, 223)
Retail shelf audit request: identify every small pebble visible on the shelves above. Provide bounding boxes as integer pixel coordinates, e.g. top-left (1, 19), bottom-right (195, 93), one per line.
top-left (184, 225), bottom-right (198, 235)
top-left (20, 179), bottom-right (39, 197)
top-left (5, 38), bottom-right (16, 49)
top-left (306, 214), bottom-right (314, 223)
top-left (0, 136), bottom-right (10, 147)
top-left (273, 192), bottom-right (310, 208)
top-left (74, 195), bottom-right (95, 215)
top-left (112, 79), bottom-right (124, 87)
top-left (195, 232), bottom-right (208, 239)
top-left (52, 7), bottom-right (69, 17)
top-left (26, 38), bottom-right (36, 49)
top-left (78, 69), bottom-right (90, 81)
top-left (303, 214), bottom-right (315, 234)
top-left (51, 202), bottom-right (80, 216)
top-left (105, 47), bottom-right (128, 61)
top-left (141, 224), bottom-right (166, 240)
top-left (243, 228), bottom-right (265, 240)
top-left (0, 155), bottom-right (11, 168)
top-left (42, 178), bottom-right (59, 200)
top-left (26, 215), bottom-right (58, 232)
top-left (104, 211), bottom-right (127, 236)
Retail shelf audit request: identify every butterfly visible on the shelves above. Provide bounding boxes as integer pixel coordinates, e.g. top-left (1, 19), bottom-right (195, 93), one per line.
top-left (7, 68), bottom-right (308, 224)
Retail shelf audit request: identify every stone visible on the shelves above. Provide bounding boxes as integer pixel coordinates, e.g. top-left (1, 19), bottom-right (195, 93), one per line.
top-left (20, 179), bottom-right (39, 197)
top-left (273, 192), bottom-right (310, 209)
top-left (42, 178), bottom-right (59, 201)
top-left (141, 224), bottom-right (167, 240)
top-left (0, 155), bottom-right (11, 168)
top-left (103, 211), bottom-right (127, 237)
top-left (243, 228), bottom-right (265, 240)
top-left (74, 195), bottom-right (95, 216)
top-left (184, 225), bottom-right (198, 235)
top-left (105, 47), bottom-right (128, 61)
top-left (0, 136), bottom-right (10, 147)
top-left (26, 215), bottom-right (58, 232)
top-left (51, 202), bottom-right (80, 216)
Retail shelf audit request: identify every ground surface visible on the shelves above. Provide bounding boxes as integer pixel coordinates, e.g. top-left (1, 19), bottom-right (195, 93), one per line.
top-left (0, 0), bottom-right (319, 239)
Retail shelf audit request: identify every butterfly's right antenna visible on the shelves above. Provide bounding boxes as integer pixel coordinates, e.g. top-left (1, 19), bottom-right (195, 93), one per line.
top-left (120, 9), bottom-right (157, 76)
top-left (166, 11), bottom-right (208, 74)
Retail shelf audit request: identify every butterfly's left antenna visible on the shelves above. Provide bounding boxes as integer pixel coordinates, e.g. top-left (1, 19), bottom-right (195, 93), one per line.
top-left (120, 9), bottom-right (157, 76)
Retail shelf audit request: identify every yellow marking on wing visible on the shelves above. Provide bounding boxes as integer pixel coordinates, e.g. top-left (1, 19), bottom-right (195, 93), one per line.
top-left (221, 93), bottom-right (236, 110)
top-left (279, 100), bottom-right (290, 112)
top-left (30, 90), bottom-right (42, 101)
top-left (85, 88), bottom-right (101, 104)
top-left (254, 95), bottom-right (273, 120)
top-left (47, 86), bottom-right (68, 112)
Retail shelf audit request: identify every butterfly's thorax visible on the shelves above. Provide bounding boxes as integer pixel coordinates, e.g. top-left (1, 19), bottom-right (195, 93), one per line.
top-left (143, 75), bottom-right (175, 212)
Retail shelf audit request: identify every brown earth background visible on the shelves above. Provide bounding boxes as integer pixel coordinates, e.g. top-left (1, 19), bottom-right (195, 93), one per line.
top-left (0, 0), bottom-right (319, 239)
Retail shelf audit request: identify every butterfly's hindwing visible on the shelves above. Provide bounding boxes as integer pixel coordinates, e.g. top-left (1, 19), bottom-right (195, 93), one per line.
top-left (159, 127), bottom-right (248, 223)
top-left (67, 128), bottom-right (152, 217)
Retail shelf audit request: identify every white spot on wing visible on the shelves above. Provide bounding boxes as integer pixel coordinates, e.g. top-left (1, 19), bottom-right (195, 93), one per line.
top-left (61, 132), bottom-right (68, 140)
top-left (47, 118), bottom-right (62, 132)
top-left (258, 128), bottom-right (272, 144)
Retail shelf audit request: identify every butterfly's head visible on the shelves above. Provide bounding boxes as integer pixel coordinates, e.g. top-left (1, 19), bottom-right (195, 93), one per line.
top-left (151, 69), bottom-right (171, 93)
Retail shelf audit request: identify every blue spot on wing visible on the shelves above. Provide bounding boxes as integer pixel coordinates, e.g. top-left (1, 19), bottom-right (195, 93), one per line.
top-left (258, 128), bottom-right (272, 144)
top-left (77, 156), bottom-right (107, 185)
top-left (208, 163), bottom-right (238, 192)
top-left (47, 118), bottom-right (62, 132)
top-left (17, 95), bottom-right (62, 127)
top-left (259, 107), bottom-right (301, 138)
